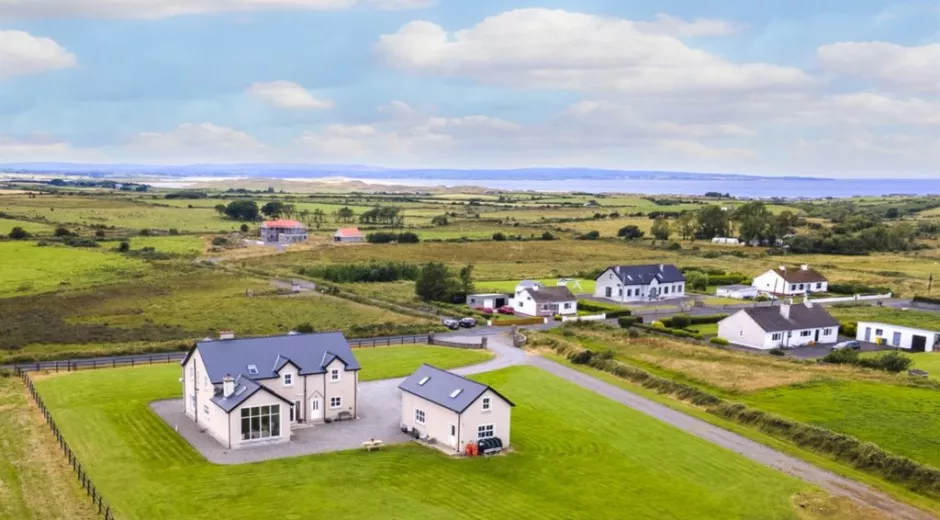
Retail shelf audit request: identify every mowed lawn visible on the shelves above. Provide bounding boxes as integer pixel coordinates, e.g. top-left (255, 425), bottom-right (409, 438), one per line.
top-left (33, 364), bottom-right (816, 520)
top-left (0, 241), bottom-right (148, 297)
top-left (744, 380), bottom-right (940, 469)
top-left (354, 345), bottom-right (492, 380)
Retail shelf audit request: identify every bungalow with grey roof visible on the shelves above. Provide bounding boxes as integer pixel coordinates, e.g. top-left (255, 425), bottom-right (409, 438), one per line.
top-left (594, 264), bottom-right (686, 302)
top-left (180, 331), bottom-right (360, 449)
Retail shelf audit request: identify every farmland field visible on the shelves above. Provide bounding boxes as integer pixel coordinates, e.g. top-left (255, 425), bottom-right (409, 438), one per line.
top-left (0, 218), bottom-right (56, 235)
top-left (33, 364), bottom-right (828, 520)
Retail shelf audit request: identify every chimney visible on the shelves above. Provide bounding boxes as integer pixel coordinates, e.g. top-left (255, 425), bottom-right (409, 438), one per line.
top-left (659, 264), bottom-right (664, 271)
top-left (779, 304), bottom-right (791, 319)
top-left (219, 329), bottom-right (235, 340)
top-left (800, 264), bottom-right (809, 271)
top-left (223, 375), bottom-right (235, 398)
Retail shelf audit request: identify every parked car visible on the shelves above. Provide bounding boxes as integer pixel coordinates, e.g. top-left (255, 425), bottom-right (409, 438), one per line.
top-left (459, 317), bottom-right (477, 328)
top-left (831, 340), bottom-right (861, 351)
top-left (497, 305), bottom-right (515, 315)
top-left (481, 307), bottom-right (494, 314)
top-left (442, 318), bottom-right (460, 330)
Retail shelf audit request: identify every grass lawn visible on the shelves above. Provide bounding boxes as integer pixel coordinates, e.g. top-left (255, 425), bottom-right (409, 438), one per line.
top-left (32, 365), bottom-right (821, 520)
top-left (829, 306), bottom-right (940, 331)
top-left (353, 345), bottom-right (492, 380)
top-left (122, 235), bottom-right (206, 256)
top-left (744, 380), bottom-right (940, 469)
top-left (688, 323), bottom-right (719, 335)
top-left (0, 376), bottom-right (97, 520)
top-left (0, 241), bottom-right (148, 297)
top-left (860, 351), bottom-right (940, 378)
top-left (0, 218), bottom-right (56, 235)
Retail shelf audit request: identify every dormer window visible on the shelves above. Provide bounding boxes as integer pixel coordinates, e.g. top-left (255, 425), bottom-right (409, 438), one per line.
top-left (283, 373), bottom-right (293, 386)
top-left (330, 368), bottom-right (340, 382)
top-left (247, 364), bottom-right (259, 375)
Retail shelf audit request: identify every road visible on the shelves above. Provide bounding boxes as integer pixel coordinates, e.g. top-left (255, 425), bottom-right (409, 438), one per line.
top-left (480, 333), bottom-right (936, 520)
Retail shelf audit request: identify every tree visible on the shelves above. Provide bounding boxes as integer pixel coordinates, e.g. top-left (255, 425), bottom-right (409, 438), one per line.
top-left (118, 241), bottom-right (130, 252)
top-left (224, 200), bottom-right (260, 221)
top-left (431, 215), bottom-right (449, 226)
top-left (8, 226), bottom-right (29, 240)
top-left (696, 205), bottom-right (730, 239)
top-left (579, 230), bottom-right (600, 240)
top-left (675, 212), bottom-right (697, 240)
top-left (261, 201), bottom-right (286, 218)
top-left (492, 232), bottom-right (507, 241)
top-left (54, 226), bottom-right (72, 237)
top-left (214, 203), bottom-right (227, 216)
top-left (732, 202), bottom-right (772, 244)
top-left (240, 224), bottom-right (249, 232)
top-left (684, 270), bottom-right (709, 291)
top-left (311, 209), bottom-right (327, 229)
top-left (773, 210), bottom-right (796, 238)
top-left (94, 229), bottom-right (106, 238)
top-left (397, 232), bottom-right (420, 243)
top-left (617, 225), bottom-right (644, 239)
top-left (336, 206), bottom-right (355, 223)
top-left (415, 262), bottom-right (455, 302)
top-left (458, 264), bottom-right (475, 296)
top-left (651, 218), bottom-right (671, 240)
top-left (541, 231), bottom-right (555, 241)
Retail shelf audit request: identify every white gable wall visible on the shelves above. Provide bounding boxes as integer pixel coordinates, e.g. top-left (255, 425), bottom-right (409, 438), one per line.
top-left (717, 311), bottom-right (768, 349)
top-left (400, 390), bottom-right (460, 451)
top-left (752, 270), bottom-right (828, 295)
top-left (458, 389), bottom-right (512, 450)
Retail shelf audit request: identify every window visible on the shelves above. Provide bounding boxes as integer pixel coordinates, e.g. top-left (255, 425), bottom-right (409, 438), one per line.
top-left (247, 364), bottom-right (259, 375)
top-left (330, 368), bottom-right (340, 382)
top-left (664, 287), bottom-right (669, 294)
top-left (330, 397), bottom-right (342, 409)
top-left (482, 397), bottom-right (491, 411)
top-left (189, 395), bottom-right (196, 410)
top-left (203, 405), bottom-right (209, 416)
top-left (798, 284), bottom-right (805, 291)
top-left (564, 302), bottom-right (571, 309)
top-left (875, 329), bottom-right (883, 336)
top-left (415, 409), bottom-right (426, 425)
top-left (815, 282), bottom-right (822, 289)
top-left (283, 373), bottom-right (293, 386)
top-left (240, 405), bottom-right (281, 441)
top-left (450, 389), bottom-right (463, 398)
top-left (618, 288), bottom-right (623, 296)
top-left (790, 284), bottom-right (797, 291)
top-left (477, 424), bottom-right (494, 439)
top-left (800, 330), bottom-right (812, 337)
top-left (203, 376), bottom-right (209, 391)
top-left (772, 333), bottom-right (782, 341)
top-left (823, 328), bottom-right (833, 336)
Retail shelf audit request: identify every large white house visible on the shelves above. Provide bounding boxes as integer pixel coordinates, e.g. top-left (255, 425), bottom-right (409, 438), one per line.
top-left (399, 364), bottom-right (514, 455)
top-left (717, 302), bottom-right (840, 350)
top-left (180, 332), bottom-right (360, 449)
top-left (752, 265), bottom-right (828, 296)
top-left (594, 264), bottom-right (685, 303)
top-left (261, 220), bottom-right (308, 244)
top-left (856, 322), bottom-right (938, 352)
top-left (510, 281), bottom-right (577, 317)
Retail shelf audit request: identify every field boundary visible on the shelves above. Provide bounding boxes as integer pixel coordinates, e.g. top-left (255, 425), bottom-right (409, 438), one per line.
top-left (18, 371), bottom-right (117, 520)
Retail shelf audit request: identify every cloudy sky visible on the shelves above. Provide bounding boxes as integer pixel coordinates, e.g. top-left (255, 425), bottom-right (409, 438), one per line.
top-left (1, 1), bottom-right (938, 177)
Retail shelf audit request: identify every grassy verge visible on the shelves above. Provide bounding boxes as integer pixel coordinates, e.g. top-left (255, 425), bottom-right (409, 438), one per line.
top-left (0, 375), bottom-right (97, 519)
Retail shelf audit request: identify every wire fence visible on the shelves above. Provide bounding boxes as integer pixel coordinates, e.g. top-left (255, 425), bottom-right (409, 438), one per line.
top-left (19, 371), bottom-right (116, 520)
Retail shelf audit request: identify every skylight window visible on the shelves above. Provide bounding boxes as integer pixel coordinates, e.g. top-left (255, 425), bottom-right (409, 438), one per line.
top-left (247, 364), bottom-right (259, 375)
top-left (418, 376), bottom-right (430, 386)
top-left (234, 386), bottom-right (247, 396)
top-left (449, 389), bottom-right (463, 398)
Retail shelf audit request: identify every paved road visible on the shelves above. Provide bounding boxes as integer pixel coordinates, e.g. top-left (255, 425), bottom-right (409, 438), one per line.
top-left (480, 333), bottom-right (936, 520)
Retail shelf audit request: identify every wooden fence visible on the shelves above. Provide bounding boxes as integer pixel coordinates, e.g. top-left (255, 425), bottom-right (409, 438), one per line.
top-left (19, 371), bottom-right (116, 520)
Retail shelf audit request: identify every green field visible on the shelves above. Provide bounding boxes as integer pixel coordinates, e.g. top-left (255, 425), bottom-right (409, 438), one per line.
top-left (860, 351), bottom-right (940, 378)
top-left (0, 376), bottom-right (97, 520)
top-left (123, 235), bottom-right (206, 256)
top-left (0, 218), bottom-right (56, 235)
top-left (33, 364), bottom-right (820, 520)
top-left (0, 241), bottom-right (148, 297)
top-left (353, 345), bottom-right (492, 380)
top-left (830, 306), bottom-right (940, 331)
top-left (745, 380), bottom-right (940, 469)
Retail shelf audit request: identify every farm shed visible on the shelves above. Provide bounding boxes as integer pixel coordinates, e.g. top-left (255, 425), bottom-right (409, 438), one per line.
top-left (466, 293), bottom-right (509, 311)
top-left (856, 322), bottom-right (938, 352)
top-left (715, 285), bottom-right (759, 300)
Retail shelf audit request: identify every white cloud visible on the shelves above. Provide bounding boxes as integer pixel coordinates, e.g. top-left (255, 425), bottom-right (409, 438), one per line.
top-left (818, 42), bottom-right (940, 92)
top-left (126, 123), bottom-right (267, 161)
top-left (635, 14), bottom-right (742, 37)
top-left (0, 30), bottom-right (77, 80)
top-left (375, 9), bottom-right (811, 96)
top-left (247, 81), bottom-right (333, 110)
top-left (658, 139), bottom-right (756, 159)
top-left (0, 134), bottom-right (107, 161)
top-left (828, 93), bottom-right (940, 125)
top-left (0, 0), bottom-right (433, 19)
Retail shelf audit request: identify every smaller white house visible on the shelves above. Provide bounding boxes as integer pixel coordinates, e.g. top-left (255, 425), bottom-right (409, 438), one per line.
top-left (466, 293), bottom-right (509, 311)
top-left (716, 285), bottom-right (759, 300)
top-left (333, 227), bottom-right (364, 243)
top-left (856, 322), bottom-right (938, 352)
top-left (594, 264), bottom-right (685, 303)
top-left (752, 265), bottom-right (828, 296)
top-left (399, 364), bottom-right (514, 455)
top-left (511, 282), bottom-right (577, 317)
top-left (711, 237), bottom-right (741, 245)
top-left (717, 301), bottom-right (840, 350)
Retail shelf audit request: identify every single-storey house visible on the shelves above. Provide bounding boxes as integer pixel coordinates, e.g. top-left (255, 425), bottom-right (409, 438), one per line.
top-left (752, 265), bottom-right (828, 296)
top-left (399, 364), bottom-right (514, 454)
top-left (856, 322), bottom-right (938, 352)
top-left (511, 282), bottom-right (577, 317)
top-left (594, 264), bottom-right (685, 303)
top-left (717, 302), bottom-right (840, 350)
top-left (711, 237), bottom-right (741, 245)
top-left (466, 293), bottom-right (509, 311)
top-left (261, 220), bottom-right (308, 244)
top-left (333, 227), bottom-right (364, 243)
top-left (715, 284), bottom-right (759, 300)
top-left (180, 332), bottom-right (360, 449)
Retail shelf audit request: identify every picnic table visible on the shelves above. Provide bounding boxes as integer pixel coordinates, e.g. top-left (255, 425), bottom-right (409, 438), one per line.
top-left (362, 439), bottom-right (384, 452)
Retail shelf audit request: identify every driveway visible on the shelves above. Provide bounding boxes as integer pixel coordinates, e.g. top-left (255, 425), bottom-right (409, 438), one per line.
top-left (783, 340), bottom-right (890, 359)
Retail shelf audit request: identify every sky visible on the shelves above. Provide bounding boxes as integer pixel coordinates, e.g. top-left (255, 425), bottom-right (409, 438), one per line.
top-left (0, 0), bottom-right (938, 178)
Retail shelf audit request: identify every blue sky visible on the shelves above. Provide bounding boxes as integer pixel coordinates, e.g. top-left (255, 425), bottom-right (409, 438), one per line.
top-left (0, 0), bottom-right (938, 177)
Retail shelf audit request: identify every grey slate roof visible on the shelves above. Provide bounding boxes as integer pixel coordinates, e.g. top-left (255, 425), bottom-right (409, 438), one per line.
top-left (525, 286), bottom-right (577, 303)
top-left (718, 284), bottom-right (755, 291)
top-left (741, 304), bottom-right (840, 332)
top-left (602, 264), bottom-right (685, 285)
top-left (184, 332), bottom-right (360, 384)
top-left (210, 374), bottom-right (292, 412)
top-left (399, 364), bottom-right (514, 414)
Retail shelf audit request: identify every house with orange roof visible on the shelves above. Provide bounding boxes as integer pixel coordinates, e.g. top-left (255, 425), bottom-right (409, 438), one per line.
top-left (261, 219), bottom-right (308, 244)
top-left (333, 227), bottom-right (364, 243)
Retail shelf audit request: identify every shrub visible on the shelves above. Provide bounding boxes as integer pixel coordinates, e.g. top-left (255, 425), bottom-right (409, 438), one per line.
top-left (651, 321), bottom-right (665, 329)
top-left (139, 228), bottom-right (152, 236)
top-left (829, 282), bottom-right (892, 295)
top-left (492, 232), bottom-right (506, 241)
top-left (118, 241), bottom-right (130, 252)
top-left (398, 232), bottom-right (420, 243)
top-left (94, 229), bottom-right (106, 238)
top-left (617, 316), bottom-right (640, 328)
top-left (606, 310), bottom-right (632, 319)
top-left (570, 349), bottom-right (595, 365)
top-left (53, 226), bottom-right (72, 237)
top-left (8, 227), bottom-right (29, 240)
top-left (168, 228), bottom-right (180, 235)
top-left (669, 314), bottom-right (692, 329)
top-left (240, 224), bottom-right (250, 233)
top-left (295, 323), bottom-right (315, 333)
top-left (626, 328), bottom-right (641, 338)
top-left (913, 295), bottom-right (940, 305)
top-left (822, 348), bottom-right (859, 365)
top-left (303, 261), bottom-right (420, 283)
top-left (858, 351), bottom-right (913, 373)
top-left (541, 231), bottom-right (555, 241)
top-left (841, 322), bottom-right (858, 337)
top-left (211, 236), bottom-right (229, 246)
top-left (710, 337), bottom-right (730, 346)
top-left (578, 230), bottom-right (601, 240)
top-left (617, 225), bottom-right (644, 239)
top-left (62, 236), bottom-right (99, 248)
top-left (366, 232), bottom-right (396, 244)
top-left (666, 241), bottom-right (682, 250)
top-left (768, 348), bottom-right (785, 356)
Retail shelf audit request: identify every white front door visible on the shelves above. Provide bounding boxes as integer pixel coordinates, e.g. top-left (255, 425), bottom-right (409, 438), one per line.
top-left (448, 423), bottom-right (457, 448)
top-left (310, 397), bottom-right (322, 421)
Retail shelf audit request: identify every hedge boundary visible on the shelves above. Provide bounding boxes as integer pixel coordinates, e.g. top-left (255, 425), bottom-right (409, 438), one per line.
top-left (529, 334), bottom-right (940, 498)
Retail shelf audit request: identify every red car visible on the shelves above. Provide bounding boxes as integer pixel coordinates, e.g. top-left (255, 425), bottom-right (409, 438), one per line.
top-left (497, 306), bottom-right (515, 315)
